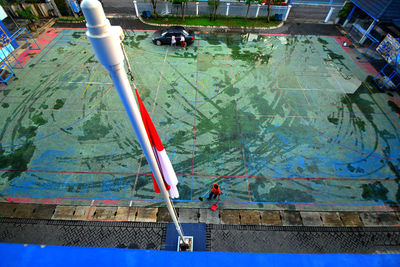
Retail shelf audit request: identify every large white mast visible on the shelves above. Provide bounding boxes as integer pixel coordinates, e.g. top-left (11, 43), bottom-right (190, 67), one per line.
top-left (80, 0), bottom-right (187, 246)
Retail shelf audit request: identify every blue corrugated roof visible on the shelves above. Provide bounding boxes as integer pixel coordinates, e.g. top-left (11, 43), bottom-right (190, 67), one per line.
top-left (351, 0), bottom-right (400, 21)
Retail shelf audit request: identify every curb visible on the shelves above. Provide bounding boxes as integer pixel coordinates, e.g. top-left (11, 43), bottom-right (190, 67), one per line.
top-left (1, 203), bottom-right (400, 227)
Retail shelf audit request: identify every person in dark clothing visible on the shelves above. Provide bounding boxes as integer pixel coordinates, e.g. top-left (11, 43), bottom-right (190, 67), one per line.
top-left (207, 183), bottom-right (221, 201)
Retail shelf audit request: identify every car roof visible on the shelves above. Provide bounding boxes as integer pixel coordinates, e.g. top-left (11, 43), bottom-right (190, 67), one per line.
top-left (166, 26), bottom-right (185, 31)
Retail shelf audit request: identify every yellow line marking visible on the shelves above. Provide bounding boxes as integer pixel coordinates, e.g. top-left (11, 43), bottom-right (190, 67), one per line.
top-left (295, 76), bottom-right (311, 106)
top-left (197, 80), bottom-right (205, 90)
top-left (81, 69), bottom-right (98, 97)
top-left (89, 85), bottom-right (113, 110)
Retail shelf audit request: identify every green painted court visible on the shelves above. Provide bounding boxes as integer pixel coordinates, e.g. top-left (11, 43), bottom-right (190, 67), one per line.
top-left (0, 28), bottom-right (399, 211)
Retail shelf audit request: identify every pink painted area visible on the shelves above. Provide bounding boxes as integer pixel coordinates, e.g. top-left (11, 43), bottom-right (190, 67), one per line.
top-left (16, 28), bottom-right (62, 66)
top-left (42, 198), bottom-right (63, 204)
top-left (332, 36), bottom-right (378, 76)
top-left (5, 196), bottom-right (34, 203)
top-left (98, 199), bottom-right (118, 205)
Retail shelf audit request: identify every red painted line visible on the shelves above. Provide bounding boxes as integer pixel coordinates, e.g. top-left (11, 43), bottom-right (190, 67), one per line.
top-left (0, 168), bottom-right (396, 182)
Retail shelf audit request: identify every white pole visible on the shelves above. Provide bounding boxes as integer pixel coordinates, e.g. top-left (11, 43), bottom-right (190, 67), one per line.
top-left (133, 0), bottom-right (139, 17)
top-left (226, 3), bottom-right (230, 16)
top-left (165, 0), bottom-right (169, 14)
top-left (324, 7), bottom-right (334, 23)
top-left (196, 2), bottom-right (199, 16)
top-left (80, 0), bottom-right (186, 244)
top-left (359, 20), bottom-right (377, 45)
top-left (255, 4), bottom-right (260, 18)
top-left (283, 4), bottom-right (291, 21)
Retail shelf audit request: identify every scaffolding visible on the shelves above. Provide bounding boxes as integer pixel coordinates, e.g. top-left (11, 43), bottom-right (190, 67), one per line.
top-left (0, 27), bottom-right (40, 84)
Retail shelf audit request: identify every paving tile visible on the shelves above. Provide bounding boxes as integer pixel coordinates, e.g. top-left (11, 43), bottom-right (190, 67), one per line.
top-left (127, 207), bottom-right (138, 222)
top-left (157, 207), bottom-right (172, 222)
top-left (339, 212), bottom-right (363, 227)
top-left (396, 212), bottom-right (400, 221)
top-left (300, 212), bottom-right (323, 226)
top-left (360, 212), bottom-right (400, 227)
top-left (92, 207), bottom-right (117, 220)
top-left (240, 210), bottom-right (261, 225)
top-left (31, 205), bottom-right (56, 219)
top-left (14, 204), bottom-right (39, 219)
top-left (281, 211), bottom-right (302, 226)
top-left (321, 212), bottom-right (343, 226)
top-left (178, 208), bottom-right (199, 223)
top-left (261, 211), bottom-right (282, 226)
top-left (52, 206), bottom-right (76, 220)
top-left (0, 203), bottom-right (19, 218)
top-left (72, 206), bottom-right (91, 220)
top-left (136, 207), bottom-right (158, 222)
top-left (220, 209), bottom-right (240, 225)
top-left (115, 207), bottom-right (130, 221)
top-left (199, 208), bottom-right (220, 224)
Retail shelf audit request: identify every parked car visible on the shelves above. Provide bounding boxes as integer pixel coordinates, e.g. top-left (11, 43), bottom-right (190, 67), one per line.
top-left (152, 26), bottom-right (195, 46)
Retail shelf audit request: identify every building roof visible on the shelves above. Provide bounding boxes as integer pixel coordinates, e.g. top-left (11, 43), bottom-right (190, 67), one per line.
top-left (351, 0), bottom-right (400, 21)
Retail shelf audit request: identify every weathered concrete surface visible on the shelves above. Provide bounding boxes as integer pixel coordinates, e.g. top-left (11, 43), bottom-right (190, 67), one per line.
top-left (281, 211), bottom-right (302, 226)
top-left (52, 206), bottom-right (76, 220)
top-left (179, 208), bottom-right (199, 223)
top-left (157, 207), bottom-right (172, 223)
top-left (220, 210), bottom-right (240, 225)
top-left (136, 207), bottom-right (158, 222)
top-left (321, 212), bottom-right (343, 226)
top-left (300, 212), bottom-right (323, 226)
top-left (240, 210), bottom-right (261, 225)
top-left (339, 212), bottom-right (363, 227)
top-left (261, 211), bottom-right (282, 226)
top-left (360, 212), bottom-right (400, 227)
top-left (91, 207), bottom-right (118, 220)
top-left (199, 208), bottom-right (220, 224)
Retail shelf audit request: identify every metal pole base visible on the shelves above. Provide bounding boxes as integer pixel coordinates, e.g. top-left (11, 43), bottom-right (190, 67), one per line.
top-left (177, 236), bottom-right (193, 252)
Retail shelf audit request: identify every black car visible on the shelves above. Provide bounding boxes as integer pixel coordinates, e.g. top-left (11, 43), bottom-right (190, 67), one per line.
top-left (152, 26), bottom-right (195, 46)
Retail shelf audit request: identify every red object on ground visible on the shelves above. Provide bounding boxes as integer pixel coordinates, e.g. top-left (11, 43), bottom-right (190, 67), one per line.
top-left (211, 204), bottom-right (218, 211)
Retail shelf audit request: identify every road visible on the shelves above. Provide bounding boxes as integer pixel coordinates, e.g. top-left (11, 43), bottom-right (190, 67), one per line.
top-left (101, 0), bottom-right (339, 22)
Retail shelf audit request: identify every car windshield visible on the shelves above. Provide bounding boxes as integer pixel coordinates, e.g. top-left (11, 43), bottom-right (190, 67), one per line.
top-left (161, 31), bottom-right (167, 36)
top-left (182, 30), bottom-right (189, 36)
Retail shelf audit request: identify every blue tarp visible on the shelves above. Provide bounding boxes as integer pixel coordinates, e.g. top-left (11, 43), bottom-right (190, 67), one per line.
top-left (1, 243), bottom-right (400, 267)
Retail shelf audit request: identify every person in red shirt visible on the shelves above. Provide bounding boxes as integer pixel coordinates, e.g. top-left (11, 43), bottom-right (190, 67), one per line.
top-left (207, 183), bottom-right (221, 201)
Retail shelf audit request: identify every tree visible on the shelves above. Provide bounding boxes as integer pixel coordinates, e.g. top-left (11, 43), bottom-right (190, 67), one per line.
top-left (16, 6), bottom-right (38, 31)
top-left (242, 0), bottom-right (255, 20)
top-left (266, 0), bottom-right (271, 22)
top-left (171, 0), bottom-right (189, 21)
top-left (208, 0), bottom-right (220, 21)
top-left (150, 0), bottom-right (159, 18)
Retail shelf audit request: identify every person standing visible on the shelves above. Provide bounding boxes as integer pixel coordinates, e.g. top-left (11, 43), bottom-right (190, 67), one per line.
top-left (171, 35), bottom-right (176, 48)
top-left (207, 183), bottom-right (221, 201)
top-left (180, 34), bottom-right (186, 49)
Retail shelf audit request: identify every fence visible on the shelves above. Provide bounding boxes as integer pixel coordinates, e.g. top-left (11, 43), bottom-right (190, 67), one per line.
top-left (289, 0), bottom-right (345, 6)
top-left (7, 3), bottom-right (56, 18)
top-left (137, 2), bottom-right (289, 18)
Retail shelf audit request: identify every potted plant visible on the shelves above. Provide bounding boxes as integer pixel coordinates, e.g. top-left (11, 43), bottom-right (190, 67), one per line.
top-left (16, 6), bottom-right (38, 31)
